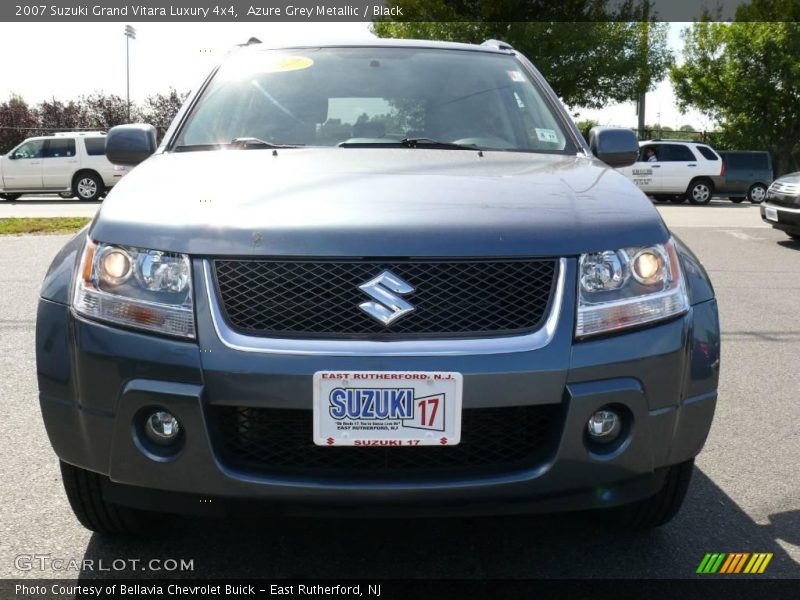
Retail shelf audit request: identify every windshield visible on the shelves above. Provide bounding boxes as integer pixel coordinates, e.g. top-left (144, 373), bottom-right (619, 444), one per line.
top-left (175, 47), bottom-right (574, 153)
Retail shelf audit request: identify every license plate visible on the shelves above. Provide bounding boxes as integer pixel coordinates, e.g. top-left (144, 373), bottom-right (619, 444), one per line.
top-left (313, 371), bottom-right (463, 446)
top-left (765, 206), bottom-right (779, 222)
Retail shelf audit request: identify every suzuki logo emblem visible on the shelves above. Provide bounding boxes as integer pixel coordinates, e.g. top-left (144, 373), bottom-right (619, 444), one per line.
top-left (358, 271), bottom-right (415, 325)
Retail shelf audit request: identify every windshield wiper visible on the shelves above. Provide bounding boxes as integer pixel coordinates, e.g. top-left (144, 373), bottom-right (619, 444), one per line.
top-left (338, 137), bottom-right (480, 150)
top-left (229, 137), bottom-right (303, 149)
top-left (173, 138), bottom-right (303, 152)
top-left (399, 137), bottom-right (479, 150)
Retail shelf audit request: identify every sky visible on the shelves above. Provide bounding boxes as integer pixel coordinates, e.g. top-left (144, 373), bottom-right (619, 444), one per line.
top-left (0, 21), bottom-right (712, 130)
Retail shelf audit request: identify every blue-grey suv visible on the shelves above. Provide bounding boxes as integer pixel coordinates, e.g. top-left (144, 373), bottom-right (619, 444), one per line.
top-left (36, 40), bottom-right (720, 536)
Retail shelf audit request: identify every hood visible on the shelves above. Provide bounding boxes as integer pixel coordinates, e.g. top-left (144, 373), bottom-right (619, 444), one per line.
top-left (775, 171), bottom-right (800, 185)
top-left (90, 148), bottom-right (668, 257)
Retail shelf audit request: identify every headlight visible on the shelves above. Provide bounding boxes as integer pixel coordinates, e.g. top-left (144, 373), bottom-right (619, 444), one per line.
top-left (576, 239), bottom-right (688, 338)
top-left (73, 239), bottom-right (195, 338)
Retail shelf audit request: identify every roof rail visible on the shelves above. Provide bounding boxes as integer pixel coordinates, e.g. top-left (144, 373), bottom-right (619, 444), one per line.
top-left (54, 131), bottom-right (106, 137)
top-left (481, 39), bottom-right (514, 51)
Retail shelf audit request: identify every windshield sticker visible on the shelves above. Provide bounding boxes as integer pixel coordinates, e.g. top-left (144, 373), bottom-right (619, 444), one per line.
top-left (262, 56), bottom-right (314, 73)
top-left (535, 128), bottom-right (559, 143)
top-left (508, 70), bottom-right (525, 82)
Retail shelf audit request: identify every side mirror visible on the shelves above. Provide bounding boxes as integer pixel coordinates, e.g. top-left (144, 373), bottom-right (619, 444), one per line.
top-left (588, 126), bottom-right (639, 168)
top-left (7, 153), bottom-right (17, 160)
top-left (105, 124), bottom-right (157, 166)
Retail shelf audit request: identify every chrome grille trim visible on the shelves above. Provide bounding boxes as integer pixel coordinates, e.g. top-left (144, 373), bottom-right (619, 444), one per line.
top-left (771, 181), bottom-right (800, 196)
top-left (202, 258), bottom-right (567, 356)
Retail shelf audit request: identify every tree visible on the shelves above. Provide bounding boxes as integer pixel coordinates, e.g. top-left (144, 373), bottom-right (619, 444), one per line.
top-left (372, 3), bottom-right (672, 109)
top-left (79, 93), bottom-right (131, 131)
top-left (36, 98), bottom-right (87, 133)
top-left (0, 90), bottom-right (190, 153)
top-left (670, 15), bottom-right (800, 175)
top-left (137, 88), bottom-right (188, 138)
top-left (574, 118), bottom-right (599, 141)
top-left (0, 94), bottom-right (38, 152)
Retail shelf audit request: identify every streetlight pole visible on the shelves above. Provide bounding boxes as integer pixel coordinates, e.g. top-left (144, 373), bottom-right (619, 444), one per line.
top-left (635, 1), bottom-right (650, 140)
top-left (124, 25), bottom-right (137, 122)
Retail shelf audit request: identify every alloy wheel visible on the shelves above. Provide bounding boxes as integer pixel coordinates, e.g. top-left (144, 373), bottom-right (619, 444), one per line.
top-left (77, 178), bottom-right (98, 199)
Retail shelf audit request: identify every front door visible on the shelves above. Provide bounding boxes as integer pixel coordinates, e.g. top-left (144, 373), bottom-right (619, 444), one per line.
top-left (2, 139), bottom-right (44, 189)
top-left (622, 144), bottom-right (663, 193)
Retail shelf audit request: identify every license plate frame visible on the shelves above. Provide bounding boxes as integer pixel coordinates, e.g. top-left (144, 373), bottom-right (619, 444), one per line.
top-left (313, 371), bottom-right (463, 447)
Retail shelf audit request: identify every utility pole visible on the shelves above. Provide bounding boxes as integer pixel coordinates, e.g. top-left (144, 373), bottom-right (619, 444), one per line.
top-left (124, 25), bottom-right (137, 122)
top-left (636, 2), bottom-right (650, 140)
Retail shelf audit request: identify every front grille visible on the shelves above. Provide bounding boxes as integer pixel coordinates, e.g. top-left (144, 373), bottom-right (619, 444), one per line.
top-left (771, 181), bottom-right (800, 196)
top-left (210, 405), bottom-right (562, 481)
top-left (768, 181), bottom-right (800, 208)
top-left (213, 258), bottom-right (558, 339)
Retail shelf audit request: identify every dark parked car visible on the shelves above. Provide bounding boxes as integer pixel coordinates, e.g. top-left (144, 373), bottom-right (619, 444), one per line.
top-left (35, 39), bottom-right (720, 537)
top-left (761, 172), bottom-right (800, 239)
top-left (716, 151), bottom-right (773, 203)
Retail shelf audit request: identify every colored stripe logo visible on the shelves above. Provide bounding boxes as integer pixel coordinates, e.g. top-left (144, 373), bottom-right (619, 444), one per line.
top-left (697, 552), bottom-right (773, 574)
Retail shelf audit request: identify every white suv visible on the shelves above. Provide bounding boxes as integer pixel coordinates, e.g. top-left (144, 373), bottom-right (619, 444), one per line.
top-left (617, 140), bottom-right (724, 205)
top-left (0, 132), bottom-right (130, 201)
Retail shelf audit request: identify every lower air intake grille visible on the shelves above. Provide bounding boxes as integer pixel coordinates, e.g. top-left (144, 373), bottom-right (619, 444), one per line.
top-left (210, 405), bottom-right (562, 481)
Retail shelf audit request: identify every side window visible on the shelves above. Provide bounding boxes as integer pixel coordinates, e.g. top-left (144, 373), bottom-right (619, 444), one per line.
top-left (661, 144), bottom-right (696, 162)
top-left (696, 146), bottom-right (719, 161)
top-left (639, 144), bottom-right (662, 161)
top-left (725, 154), bottom-right (747, 170)
top-left (44, 139), bottom-right (76, 158)
top-left (11, 139), bottom-right (44, 159)
top-left (83, 138), bottom-right (106, 156)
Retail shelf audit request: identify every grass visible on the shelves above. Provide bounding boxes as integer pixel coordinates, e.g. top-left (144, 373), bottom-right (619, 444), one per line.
top-left (0, 217), bottom-right (91, 235)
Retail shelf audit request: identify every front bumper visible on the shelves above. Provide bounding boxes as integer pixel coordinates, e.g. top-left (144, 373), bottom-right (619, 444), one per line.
top-left (761, 201), bottom-right (800, 234)
top-left (36, 257), bottom-right (719, 516)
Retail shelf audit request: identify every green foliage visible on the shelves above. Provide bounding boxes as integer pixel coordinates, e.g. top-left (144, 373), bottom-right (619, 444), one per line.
top-left (0, 217), bottom-right (91, 235)
top-left (372, 9), bottom-right (672, 109)
top-left (670, 19), bottom-right (800, 175)
top-left (574, 118), bottom-right (599, 141)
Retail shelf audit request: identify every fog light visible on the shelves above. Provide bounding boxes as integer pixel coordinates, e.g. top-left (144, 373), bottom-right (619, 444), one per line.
top-left (587, 410), bottom-right (621, 443)
top-left (144, 411), bottom-right (181, 445)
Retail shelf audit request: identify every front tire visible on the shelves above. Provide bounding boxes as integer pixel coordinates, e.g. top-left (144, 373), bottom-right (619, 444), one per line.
top-left (0, 193), bottom-right (21, 201)
top-left (747, 183), bottom-right (767, 204)
top-left (786, 233), bottom-right (800, 241)
top-left (612, 459), bottom-right (694, 529)
top-left (73, 173), bottom-right (104, 201)
top-left (60, 461), bottom-right (163, 537)
top-left (687, 180), bottom-right (713, 205)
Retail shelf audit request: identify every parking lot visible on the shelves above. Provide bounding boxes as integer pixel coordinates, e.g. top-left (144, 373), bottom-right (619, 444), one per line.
top-left (0, 200), bottom-right (798, 579)
top-left (0, 196), bottom-right (101, 218)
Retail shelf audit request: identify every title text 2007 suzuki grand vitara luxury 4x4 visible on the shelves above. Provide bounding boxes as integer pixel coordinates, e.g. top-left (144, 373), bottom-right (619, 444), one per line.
top-left (36, 40), bottom-right (720, 536)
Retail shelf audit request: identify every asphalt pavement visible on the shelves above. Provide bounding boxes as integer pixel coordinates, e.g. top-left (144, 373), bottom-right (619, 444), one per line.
top-left (0, 202), bottom-right (798, 580)
top-left (0, 196), bottom-right (101, 218)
